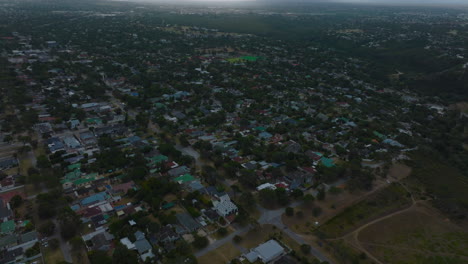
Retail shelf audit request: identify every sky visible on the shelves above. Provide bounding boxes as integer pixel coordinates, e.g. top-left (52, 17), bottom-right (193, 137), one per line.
top-left (133, 0), bottom-right (468, 5)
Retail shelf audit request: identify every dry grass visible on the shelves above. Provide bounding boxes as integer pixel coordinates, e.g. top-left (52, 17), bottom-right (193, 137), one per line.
top-left (197, 242), bottom-right (241, 264)
top-left (358, 204), bottom-right (468, 263)
top-left (44, 246), bottom-right (65, 264)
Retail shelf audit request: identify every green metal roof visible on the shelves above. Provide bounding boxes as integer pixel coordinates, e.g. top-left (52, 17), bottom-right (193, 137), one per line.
top-left (1, 220), bottom-right (15, 234)
top-left (173, 174), bottom-right (195, 183)
top-left (67, 163), bottom-right (81, 171)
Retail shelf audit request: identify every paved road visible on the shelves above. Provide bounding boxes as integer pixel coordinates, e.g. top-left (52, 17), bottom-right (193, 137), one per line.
top-left (52, 219), bottom-right (73, 263)
top-left (195, 201), bottom-right (333, 263)
top-left (256, 203), bottom-right (332, 263)
top-left (195, 224), bottom-right (251, 258)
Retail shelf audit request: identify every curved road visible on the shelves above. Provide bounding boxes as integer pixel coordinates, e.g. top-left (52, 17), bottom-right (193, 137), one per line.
top-left (196, 201), bottom-right (333, 263)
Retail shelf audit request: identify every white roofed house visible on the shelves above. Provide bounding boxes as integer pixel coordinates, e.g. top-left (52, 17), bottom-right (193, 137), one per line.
top-left (212, 194), bottom-right (238, 219)
top-left (244, 239), bottom-right (286, 263)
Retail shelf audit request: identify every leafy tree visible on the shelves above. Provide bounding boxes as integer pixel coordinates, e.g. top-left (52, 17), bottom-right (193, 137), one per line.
top-left (233, 235), bottom-right (243, 244)
top-left (10, 195), bottom-right (23, 209)
top-left (112, 243), bottom-right (139, 264)
top-left (37, 155), bottom-right (51, 168)
top-left (88, 250), bottom-right (112, 264)
top-left (285, 207), bottom-right (294, 217)
top-left (38, 221), bottom-right (55, 237)
top-left (300, 244), bottom-right (311, 254)
top-left (317, 188), bottom-right (326, 201)
top-left (217, 227), bottom-right (228, 237)
top-left (312, 207), bottom-right (322, 217)
top-left (192, 235), bottom-right (209, 249)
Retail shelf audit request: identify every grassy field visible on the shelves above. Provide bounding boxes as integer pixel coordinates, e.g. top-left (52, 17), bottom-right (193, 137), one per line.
top-left (324, 240), bottom-right (375, 264)
top-left (406, 153), bottom-right (468, 214)
top-left (316, 183), bottom-right (412, 238)
top-left (197, 242), bottom-right (241, 264)
top-left (358, 205), bottom-right (468, 264)
top-left (43, 246), bottom-right (65, 264)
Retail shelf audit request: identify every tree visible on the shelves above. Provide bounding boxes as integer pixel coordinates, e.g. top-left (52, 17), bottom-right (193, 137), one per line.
top-left (10, 195), bottom-right (23, 209)
top-left (88, 250), bottom-right (112, 264)
top-left (37, 155), bottom-right (51, 168)
top-left (217, 227), bottom-right (228, 237)
top-left (300, 244), bottom-right (311, 254)
top-left (275, 188), bottom-right (289, 206)
top-left (312, 207), bottom-right (322, 217)
top-left (259, 188), bottom-right (277, 208)
top-left (303, 194), bottom-right (315, 204)
top-left (238, 192), bottom-right (255, 211)
top-left (192, 235), bottom-right (209, 249)
top-left (112, 243), bottom-right (139, 264)
top-left (291, 189), bottom-right (304, 199)
top-left (38, 221), bottom-right (55, 237)
top-left (317, 188), bottom-right (326, 201)
top-left (49, 238), bottom-right (59, 250)
top-left (285, 207), bottom-right (294, 217)
top-left (233, 235), bottom-right (243, 244)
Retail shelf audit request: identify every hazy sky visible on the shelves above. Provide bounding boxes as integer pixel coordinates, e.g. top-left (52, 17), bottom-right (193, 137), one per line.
top-left (177, 0), bottom-right (467, 3)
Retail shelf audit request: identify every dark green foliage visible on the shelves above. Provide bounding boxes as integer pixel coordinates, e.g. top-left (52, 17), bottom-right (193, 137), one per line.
top-left (10, 195), bottom-right (23, 209)
top-left (300, 244), bottom-right (311, 254)
top-left (192, 235), bottom-right (209, 249)
top-left (38, 221), bottom-right (55, 237)
top-left (286, 207), bottom-right (294, 217)
top-left (88, 251), bottom-right (112, 264)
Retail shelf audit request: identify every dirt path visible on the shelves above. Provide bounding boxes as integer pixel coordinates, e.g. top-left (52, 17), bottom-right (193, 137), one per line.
top-left (325, 179), bottom-right (418, 264)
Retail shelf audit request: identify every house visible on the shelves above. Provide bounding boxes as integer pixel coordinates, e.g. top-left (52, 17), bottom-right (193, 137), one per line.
top-left (0, 220), bottom-right (15, 234)
top-left (244, 240), bottom-right (286, 263)
top-left (47, 137), bottom-right (65, 153)
top-left (176, 213), bottom-right (201, 233)
top-left (173, 174), bottom-right (195, 184)
top-left (121, 231), bottom-right (154, 261)
top-left (79, 131), bottom-right (97, 146)
top-left (0, 198), bottom-right (12, 223)
top-left (151, 225), bottom-right (179, 244)
top-left (80, 192), bottom-right (108, 206)
top-left (109, 181), bottom-right (135, 195)
top-left (167, 166), bottom-right (190, 177)
top-left (283, 141), bottom-right (301, 154)
top-left (63, 136), bottom-right (81, 149)
top-left (256, 183), bottom-right (276, 191)
top-left (0, 247), bottom-right (24, 264)
top-left (0, 158), bottom-right (18, 170)
top-left (213, 194), bottom-right (238, 218)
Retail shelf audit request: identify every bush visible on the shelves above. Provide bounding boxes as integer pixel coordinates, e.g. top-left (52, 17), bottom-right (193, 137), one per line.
top-left (296, 210), bottom-right (304, 218)
top-left (300, 244), bottom-right (311, 254)
top-left (217, 227), bottom-right (228, 237)
top-left (312, 207), bottom-right (323, 217)
top-left (49, 238), bottom-right (59, 250)
top-left (285, 207), bottom-right (294, 217)
top-left (233, 235), bottom-right (243, 244)
top-left (39, 221), bottom-right (55, 237)
top-left (192, 235), bottom-right (209, 249)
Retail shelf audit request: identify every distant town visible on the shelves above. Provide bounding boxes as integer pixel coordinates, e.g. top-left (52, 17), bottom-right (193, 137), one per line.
top-left (0, 1), bottom-right (467, 264)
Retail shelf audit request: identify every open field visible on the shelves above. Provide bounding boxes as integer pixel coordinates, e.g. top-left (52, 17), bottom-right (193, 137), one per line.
top-left (44, 246), bottom-right (65, 264)
top-left (406, 154), bottom-right (468, 213)
top-left (316, 183), bottom-right (412, 238)
top-left (283, 164), bottom-right (412, 236)
top-left (197, 242), bottom-right (240, 264)
top-left (325, 240), bottom-right (375, 264)
top-left (358, 204), bottom-right (468, 264)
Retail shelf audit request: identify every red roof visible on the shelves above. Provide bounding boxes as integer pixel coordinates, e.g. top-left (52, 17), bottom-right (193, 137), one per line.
top-left (275, 183), bottom-right (288, 189)
top-left (112, 181), bottom-right (135, 194)
top-left (301, 167), bottom-right (317, 174)
top-left (0, 191), bottom-right (26, 203)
